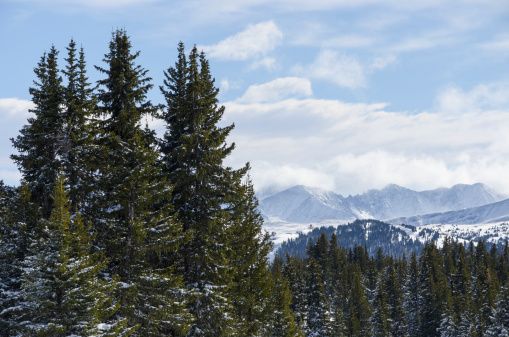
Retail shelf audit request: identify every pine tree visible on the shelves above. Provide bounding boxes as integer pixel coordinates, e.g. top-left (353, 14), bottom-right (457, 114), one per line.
top-left (228, 176), bottom-right (274, 336)
top-left (384, 263), bottom-right (409, 337)
top-left (160, 43), bottom-right (261, 335)
top-left (305, 257), bottom-right (332, 337)
top-left (94, 29), bottom-right (192, 335)
top-left (346, 265), bottom-right (372, 337)
top-left (403, 253), bottom-right (420, 337)
top-left (267, 256), bottom-right (305, 337)
top-left (18, 173), bottom-right (132, 336)
top-left (0, 181), bottom-right (39, 336)
top-left (371, 274), bottom-right (391, 337)
top-left (60, 39), bottom-right (98, 212)
top-left (283, 253), bottom-right (307, 328)
top-left (486, 284), bottom-right (509, 336)
top-left (472, 240), bottom-right (499, 336)
top-left (11, 46), bottom-right (64, 217)
top-left (418, 242), bottom-right (451, 337)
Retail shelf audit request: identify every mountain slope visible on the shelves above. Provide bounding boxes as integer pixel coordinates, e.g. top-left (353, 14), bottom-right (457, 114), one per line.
top-left (259, 183), bottom-right (505, 223)
top-left (387, 197), bottom-right (509, 226)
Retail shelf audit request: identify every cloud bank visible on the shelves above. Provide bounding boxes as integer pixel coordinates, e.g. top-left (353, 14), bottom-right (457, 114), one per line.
top-left (223, 82), bottom-right (509, 196)
top-left (199, 21), bottom-right (283, 61)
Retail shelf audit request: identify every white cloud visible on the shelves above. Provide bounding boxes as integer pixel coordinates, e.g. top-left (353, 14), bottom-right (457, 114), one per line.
top-left (199, 21), bottom-right (283, 61)
top-left (221, 79), bottom-right (230, 92)
top-left (249, 162), bottom-right (335, 194)
top-left (0, 98), bottom-right (33, 119)
top-left (250, 57), bottom-right (276, 70)
top-left (236, 78), bottom-right (312, 104)
top-left (294, 50), bottom-right (366, 89)
top-left (479, 34), bottom-right (509, 52)
top-left (224, 98), bottom-right (387, 120)
top-left (224, 82), bottom-right (509, 196)
top-left (0, 98), bottom-right (34, 185)
top-left (370, 55), bottom-right (397, 70)
top-left (435, 83), bottom-right (509, 114)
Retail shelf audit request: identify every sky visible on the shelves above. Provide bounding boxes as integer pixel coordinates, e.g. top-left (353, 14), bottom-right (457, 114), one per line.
top-left (1, 0), bottom-right (509, 197)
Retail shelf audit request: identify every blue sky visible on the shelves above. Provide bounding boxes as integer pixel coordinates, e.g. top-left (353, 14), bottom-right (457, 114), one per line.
top-left (1, 0), bottom-right (509, 196)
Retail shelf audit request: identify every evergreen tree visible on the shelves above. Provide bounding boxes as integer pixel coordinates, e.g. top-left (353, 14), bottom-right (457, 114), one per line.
top-left (305, 257), bottom-right (332, 337)
top-left (0, 181), bottom-right (39, 336)
top-left (94, 29), bottom-right (192, 335)
top-left (384, 263), bottom-right (409, 337)
top-left (283, 253), bottom-right (307, 327)
top-left (371, 273), bottom-right (391, 337)
top-left (472, 240), bottom-right (499, 336)
top-left (403, 252), bottom-right (420, 337)
top-left (267, 256), bottom-right (305, 337)
top-left (346, 265), bottom-right (372, 337)
top-left (228, 176), bottom-right (274, 336)
top-left (11, 46), bottom-right (64, 216)
top-left (18, 173), bottom-right (131, 336)
top-left (160, 42), bottom-right (265, 336)
top-left (60, 39), bottom-right (98, 212)
top-left (486, 284), bottom-right (509, 336)
top-left (418, 242), bottom-right (451, 337)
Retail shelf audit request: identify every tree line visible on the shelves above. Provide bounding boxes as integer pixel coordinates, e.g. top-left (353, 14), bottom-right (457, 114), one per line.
top-left (0, 30), bottom-right (302, 336)
top-left (274, 232), bottom-right (509, 336)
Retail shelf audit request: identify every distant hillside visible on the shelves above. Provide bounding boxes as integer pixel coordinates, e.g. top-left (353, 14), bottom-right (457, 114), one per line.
top-left (275, 219), bottom-right (509, 258)
top-left (259, 183), bottom-right (505, 223)
top-left (387, 197), bottom-right (509, 226)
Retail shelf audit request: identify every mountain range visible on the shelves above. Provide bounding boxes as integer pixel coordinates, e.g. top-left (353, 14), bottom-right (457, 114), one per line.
top-left (259, 183), bottom-right (507, 224)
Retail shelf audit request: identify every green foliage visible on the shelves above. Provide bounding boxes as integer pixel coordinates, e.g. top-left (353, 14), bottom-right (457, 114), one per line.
top-left (94, 30), bottom-right (192, 336)
top-left (11, 46), bottom-right (64, 216)
top-left (18, 173), bottom-right (132, 336)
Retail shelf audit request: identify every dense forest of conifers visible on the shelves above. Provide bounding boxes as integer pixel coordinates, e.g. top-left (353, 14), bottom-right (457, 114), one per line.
top-left (0, 29), bottom-right (507, 337)
top-left (277, 232), bottom-right (509, 336)
top-left (0, 30), bottom-right (291, 336)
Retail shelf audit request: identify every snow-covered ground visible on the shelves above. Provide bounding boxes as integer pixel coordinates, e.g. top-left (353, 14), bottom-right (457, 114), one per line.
top-left (264, 218), bottom-right (509, 256)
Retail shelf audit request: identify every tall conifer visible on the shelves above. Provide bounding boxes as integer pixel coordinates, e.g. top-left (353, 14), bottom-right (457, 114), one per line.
top-left (11, 46), bottom-right (64, 216)
top-left (17, 173), bottom-right (131, 336)
top-left (160, 43), bottom-right (277, 336)
top-left (94, 29), bottom-right (192, 335)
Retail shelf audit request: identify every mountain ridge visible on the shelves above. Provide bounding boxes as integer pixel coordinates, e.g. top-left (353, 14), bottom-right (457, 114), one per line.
top-left (259, 183), bottom-right (506, 223)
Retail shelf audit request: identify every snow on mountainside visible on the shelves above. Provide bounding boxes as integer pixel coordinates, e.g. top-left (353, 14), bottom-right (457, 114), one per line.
top-left (271, 219), bottom-right (509, 260)
top-left (259, 183), bottom-right (505, 223)
top-left (386, 197), bottom-right (509, 226)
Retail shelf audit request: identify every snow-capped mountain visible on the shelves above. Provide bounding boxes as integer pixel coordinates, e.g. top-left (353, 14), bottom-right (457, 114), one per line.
top-left (387, 197), bottom-right (509, 226)
top-left (259, 183), bottom-right (505, 223)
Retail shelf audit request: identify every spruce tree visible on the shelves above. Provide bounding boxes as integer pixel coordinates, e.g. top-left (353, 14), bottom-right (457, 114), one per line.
top-left (486, 284), bottom-right (509, 336)
top-left (305, 257), bottom-right (332, 337)
top-left (283, 253), bottom-right (307, 327)
top-left (61, 39), bottom-right (98, 212)
top-left (0, 181), bottom-right (39, 336)
top-left (267, 256), bottom-right (305, 337)
top-left (384, 264), bottom-right (409, 337)
top-left (403, 252), bottom-right (420, 337)
top-left (371, 274), bottom-right (391, 337)
top-left (228, 176), bottom-right (274, 336)
top-left (418, 242), bottom-right (451, 337)
top-left (160, 43), bottom-right (274, 336)
top-left (11, 46), bottom-right (64, 217)
top-left (472, 240), bottom-right (499, 336)
top-left (346, 265), bottom-right (372, 337)
top-left (18, 173), bottom-right (132, 336)
top-left (94, 29), bottom-right (192, 335)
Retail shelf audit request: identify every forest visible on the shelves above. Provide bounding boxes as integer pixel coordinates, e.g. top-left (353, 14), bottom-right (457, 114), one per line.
top-left (0, 29), bottom-right (508, 337)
